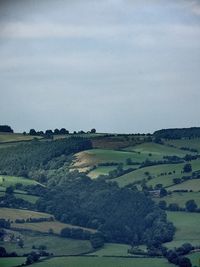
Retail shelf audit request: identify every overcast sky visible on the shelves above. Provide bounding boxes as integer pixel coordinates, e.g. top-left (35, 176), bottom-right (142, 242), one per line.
top-left (0, 0), bottom-right (200, 133)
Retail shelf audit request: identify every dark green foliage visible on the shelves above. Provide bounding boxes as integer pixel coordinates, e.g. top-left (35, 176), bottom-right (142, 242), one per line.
top-left (154, 127), bottom-right (200, 139)
top-left (37, 175), bottom-right (175, 245)
top-left (0, 137), bottom-right (92, 177)
top-left (185, 199), bottom-right (197, 212)
top-left (0, 246), bottom-right (7, 257)
top-left (183, 163), bottom-right (192, 173)
top-left (0, 219), bottom-right (11, 229)
top-left (90, 232), bottom-right (104, 249)
top-left (0, 125), bottom-right (13, 133)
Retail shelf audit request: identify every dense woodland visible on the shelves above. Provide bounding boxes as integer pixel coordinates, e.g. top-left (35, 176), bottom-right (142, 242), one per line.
top-left (37, 173), bottom-right (175, 246)
top-left (0, 137), bottom-right (92, 178)
top-left (154, 127), bottom-right (200, 139)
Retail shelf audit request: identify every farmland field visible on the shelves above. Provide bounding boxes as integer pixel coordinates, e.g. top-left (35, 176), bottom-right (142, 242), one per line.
top-left (31, 256), bottom-right (174, 267)
top-left (154, 192), bottom-right (200, 208)
top-left (167, 179), bottom-right (200, 191)
top-left (72, 148), bottom-right (160, 169)
top-left (0, 175), bottom-right (42, 188)
top-left (0, 132), bottom-right (42, 143)
top-left (0, 191), bottom-right (39, 204)
top-left (12, 220), bottom-right (96, 234)
top-left (0, 208), bottom-right (52, 221)
top-left (111, 159), bottom-right (200, 188)
top-left (1, 231), bottom-right (92, 256)
top-left (123, 142), bottom-right (188, 158)
top-left (165, 138), bottom-right (200, 152)
top-left (166, 211), bottom-right (200, 247)
top-left (89, 243), bottom-right (131, 256)
top-left (0, 257), bottom-right (26, 267)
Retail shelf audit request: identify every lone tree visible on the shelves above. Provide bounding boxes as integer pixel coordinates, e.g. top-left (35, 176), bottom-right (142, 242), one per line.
top-left (90, 128), bottom-right (96, 133)
top-left (185, 199), bottom-right (197, 212)
top-left (183, 163), bottom-right (192, 173)
top-left (0, 125), bottom-right (13, 133)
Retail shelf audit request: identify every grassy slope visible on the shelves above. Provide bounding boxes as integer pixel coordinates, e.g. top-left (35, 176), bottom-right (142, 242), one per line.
top-left (111, 159), bottom-right (200, 188)
top-left (31, 256), bottom-right (173, 267)
top-left (0, 175), bottom-right (42, 188)
top-left (89, 243), bottom-right (131, 256)
top-left (0, 257), bottom-right (26, 267)
top-left (165, 138), bottom-right (200, 152)
top-left (0, 132), bottom-right (42, 143)
top-left (72, 148), bottom-right (161, 169)
top-left (12, 220), bottom-right (96, 234)
top-left (0, 208), bottom-right (52, 221)
top-left (124, 142), bottom-right (188, 157)
top-left (166, 211), bottom-right (200, 247)
top-left (154, 192), bottom-right (200, 208)
top-left (167, 179), bottom-right (200, 192)
top-left (1, 231), bottom-right (92, 256)
top-left (0, 191), bottom-right (39, 204)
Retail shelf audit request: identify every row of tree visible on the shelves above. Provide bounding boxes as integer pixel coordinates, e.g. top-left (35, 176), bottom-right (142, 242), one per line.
top-left (28, 128), bottom-right (96, 136)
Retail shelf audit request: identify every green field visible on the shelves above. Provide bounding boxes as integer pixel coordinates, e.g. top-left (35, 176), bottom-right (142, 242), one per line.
top-left (1, 231), bottom-right (92, 256)
top-left (0, 175), bottom-right (42, 188)
top-left (88, 166), bottom-right (117, 179)
top-left (89, 243), bottom-right (131, 256)
top-left (0, 257), bottom-right (26, 267)
top-left (155, 192), bottom-right (200, 208)
top-left (167, 179), bottom-right (200, 192)
top-left (0, 132), bottom-right (42, 143)
top-left (0, 207), bottom-right (52, 221)
top-left (111, 159), bottom-right (200, 188)
top-left (31, 256), bottom-right (173, 267)
top-left (166, 211), bottom-right (200, 247)
top-left (0, 191), bottom-right (39, 204)
top-left (124, 142), bottom-right (188, 158)
top-left (165, 138), bottom-right (200, 152)
top-left (188, 252), bottom-right (200, 267)
top-left (73, 148), bottom-right (161, 169)
top-left (12, 220), bottom-right (96, 235)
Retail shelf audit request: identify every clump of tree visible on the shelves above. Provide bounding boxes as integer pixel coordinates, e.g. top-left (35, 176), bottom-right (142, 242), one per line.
top-left (154, 127), bottom-right (200, 139)
top-left (37, 175), bottom-right (175, 246)
top-left (0, 125), bottom-right (13, 133)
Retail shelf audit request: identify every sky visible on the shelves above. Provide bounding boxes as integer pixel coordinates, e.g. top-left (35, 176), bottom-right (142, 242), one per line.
top-left (0, 0), bottom-right (200, 133)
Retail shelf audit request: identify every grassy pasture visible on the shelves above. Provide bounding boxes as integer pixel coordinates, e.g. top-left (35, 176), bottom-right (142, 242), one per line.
top-left (0, 175), bottom-right (42, 188)
top-left (154, 192), bottom-right (200, 208)
top-left (188, 252), bottom-right (200, 267)
top-left (0, 132), bottom-right (41, 143)
top-left (167, 179), bottom-right (200, 192)
top-left (165, 138), bottom-right (200, 152)
top-left (89, 243), bottom-right (131, 256)
top-left (124, 142), bottom-right (188, 158)
top-left (166, 211), bottom-right (200, 247)
top-left (87, 166), bottom-right (117, 179)
top-left (1, 231), bottom-right (92, 256)
top-left (31, 256), bottom-right (173, 267)
top-left (0, 257), bottom-right (26, 267)
top-left (12, 220), bottom-right (96, 235)
top-left (112, 159), bottom-right (200, 188)
top-left (0, 191), bottom-right (39, 204)
top-left (0, 207), bottom-right (52, 221)
top-left (73, 148), bottom-right (157, 169)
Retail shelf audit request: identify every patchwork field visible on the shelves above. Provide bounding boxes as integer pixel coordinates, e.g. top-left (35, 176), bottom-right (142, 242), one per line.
top-left (0, 191), bottom-right (39, 204)
top-left (155, 192), bottom-right (200, 208)
top-left (166, 211), bottom-right (200, 247)
top-left (123, 142), bottom-right (188, 158)
top-left (1, 231), bottom-right (92, 256)
top-left (167, 179), bottom-right (200, 192)
top-left (0, 132), bottom-right (42, 143)
top-left (12, 220), bottom-right (96, 234)
top-left (0, 208), bottom-right (52, 221)
top-left (111, 159), bottom-right (200, 188)
top-left (165, 138), bottom-right (200, 152)
top-left (72, 148), bottom-right (160, 169)
top-left (0, 257), bottom-right (26, 267)
top-left (0, 175), bottom-right (42, 188)
top-left (31, 256), bottom-right (174, 267)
